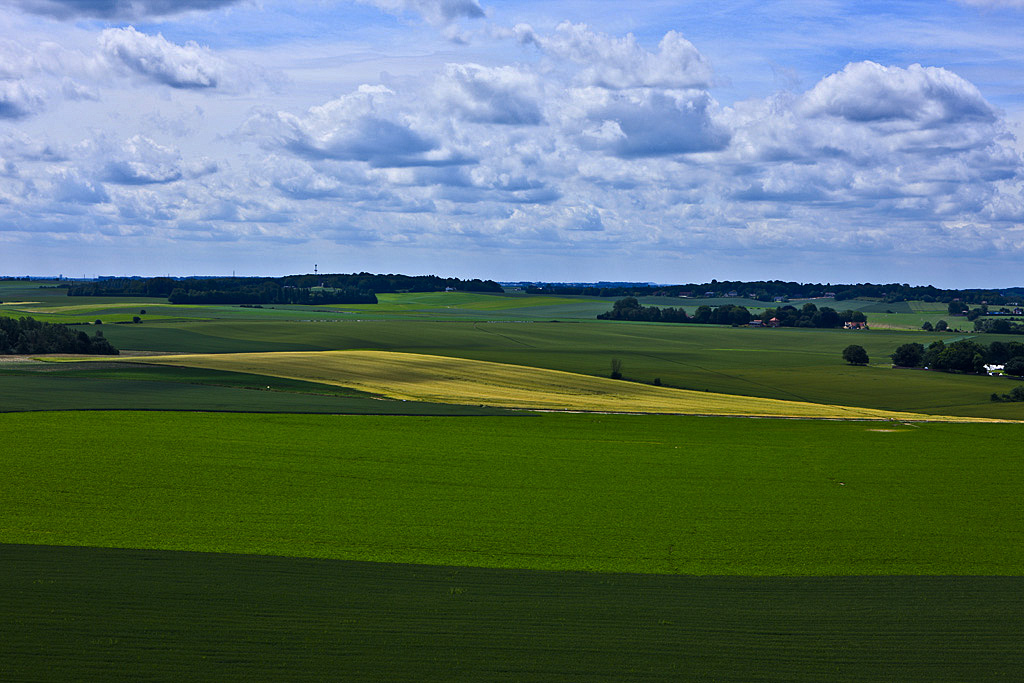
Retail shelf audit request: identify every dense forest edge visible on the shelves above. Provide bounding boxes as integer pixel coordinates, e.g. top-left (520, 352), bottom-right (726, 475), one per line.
top-left (525, 280), bottom-right (1024, 305)
top-left (0, 317), bottom-right (118, 355)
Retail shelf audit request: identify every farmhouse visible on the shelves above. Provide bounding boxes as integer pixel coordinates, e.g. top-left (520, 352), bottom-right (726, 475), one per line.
top-left (844, 321), bottom-right (868, 329)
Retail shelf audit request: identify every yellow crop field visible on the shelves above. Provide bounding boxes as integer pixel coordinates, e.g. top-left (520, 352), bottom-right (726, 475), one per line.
top-left (126, 350), bottom-right (1000, 421)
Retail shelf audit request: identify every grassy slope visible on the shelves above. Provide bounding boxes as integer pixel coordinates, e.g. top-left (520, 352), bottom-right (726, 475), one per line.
top-left (127, 349), bottom-right (993, 421)
top-left (95, 321), bottom-right (1024, 419)
top-left (3, 411), bottom-right (1022, 575)
top-left (9, 284), bottom-right (1019, 418)
top-left (4, 544), bottom-right (1022, 683)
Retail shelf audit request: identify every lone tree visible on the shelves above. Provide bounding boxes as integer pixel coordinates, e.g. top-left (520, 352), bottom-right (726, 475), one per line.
top-left (610, 358), bottom-right (623, 380)
top-left (891, 342), bottom-right (924, 368)
top-left (843, 344), bottom-right (869, 366)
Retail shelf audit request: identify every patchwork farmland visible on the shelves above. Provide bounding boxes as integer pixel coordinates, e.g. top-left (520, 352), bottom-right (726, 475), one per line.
top-left (2, 279), bottom-right (1023, 681)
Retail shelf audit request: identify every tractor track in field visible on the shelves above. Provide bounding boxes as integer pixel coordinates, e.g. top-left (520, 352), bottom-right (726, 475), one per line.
top-left (472, 321), bottom-right (536, 347)
top-left (629, 350), bottom-right (817, 404)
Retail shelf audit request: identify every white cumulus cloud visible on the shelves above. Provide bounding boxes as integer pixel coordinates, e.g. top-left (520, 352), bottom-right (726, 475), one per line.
top-left (518, 22), bottom-right (713, 90)
top-left (435, 63), bottom-right (542, 125)
top-left (798, 61), bottom-right (995, 127)
top-left (0, 79), bottom-right (44, 118)
top-left (98, 134), bottom-right (215, 185)
top-left (99, 27), bottom-right (225, 89)
top-left (244, 85), bottom-right (457, 168)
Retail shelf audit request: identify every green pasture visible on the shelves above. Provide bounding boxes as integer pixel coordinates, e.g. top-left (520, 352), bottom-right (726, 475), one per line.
top-left (92, 319), bottom-right (1024, 419)
top-left (0, 280), bottom-right (987, 331)
top-left (3, 411), bottom-right (1022, 575)
top-left (4, 544), bottom-right (1021, 683)
top-left (1, 282), bottom-right (611, 323)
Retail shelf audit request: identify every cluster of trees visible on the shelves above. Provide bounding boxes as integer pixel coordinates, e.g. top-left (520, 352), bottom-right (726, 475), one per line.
top-left (991, 386), bottom-right (1024, 402)
top-left (66, 273), bottom-right (503, 304)
top-left (974, 319), bottom-right (1024, 335)
top-left (692, 305), bottom-right (752, 326)
top-left (596, 298), bottom-right (751, 325)
top-left (941, 302), bottom-right (1024, 335)
top-left (0, 317), bottom-right (118, 355)
top-left (597, 298), bottom-right (868, 329)
top-left (529, 279), bottom-right (1024, 305)
top-left (758, 303), bottom-right (866, 328)
top-left (890, 339), bottom-right (1024, 375)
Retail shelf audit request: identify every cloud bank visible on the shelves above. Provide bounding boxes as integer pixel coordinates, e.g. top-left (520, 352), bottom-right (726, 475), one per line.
top-left (0, 5), bottom-right (1020, 283)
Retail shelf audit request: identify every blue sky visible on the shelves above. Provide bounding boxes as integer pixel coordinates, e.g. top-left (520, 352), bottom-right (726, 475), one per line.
top-left (1, 0), bottom-right (1022, 286)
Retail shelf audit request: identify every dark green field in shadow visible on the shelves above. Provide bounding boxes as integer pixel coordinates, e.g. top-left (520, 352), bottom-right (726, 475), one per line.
top-left (3, 544), bottom-right (1022, 682)
top-left (0, 368), bottom-right (515, 416)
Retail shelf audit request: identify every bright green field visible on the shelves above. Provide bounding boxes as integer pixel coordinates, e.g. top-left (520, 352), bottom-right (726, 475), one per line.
top-left (3, 411), bottom-right (1022, 575)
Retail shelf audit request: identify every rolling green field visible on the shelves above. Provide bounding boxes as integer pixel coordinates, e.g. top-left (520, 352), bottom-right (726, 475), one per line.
top-left (4, 280), bottom-right (1024, 679)
top-left (89, 319), bottom-right (1024, 419)
top-left (128, 349), bottom-right (989, 420)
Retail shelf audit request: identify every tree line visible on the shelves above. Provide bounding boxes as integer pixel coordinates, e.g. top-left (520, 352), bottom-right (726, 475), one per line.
top-left (759, 303), bottom-right (866, 328)
top-left (65, 273), bottom-right (503, 304)
top-left (598, 298), bottom-right (866, 328)
top-left (531, 280), bottom-right (1023, 305)
top-left (0, 317), bottom-right (118, 355)
top-left (890, 339), bottom-right (1024, 376)
top-left (167, 285), bottom-right (376, 305)
top-left (597, 298), bottom-right (750, 324)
